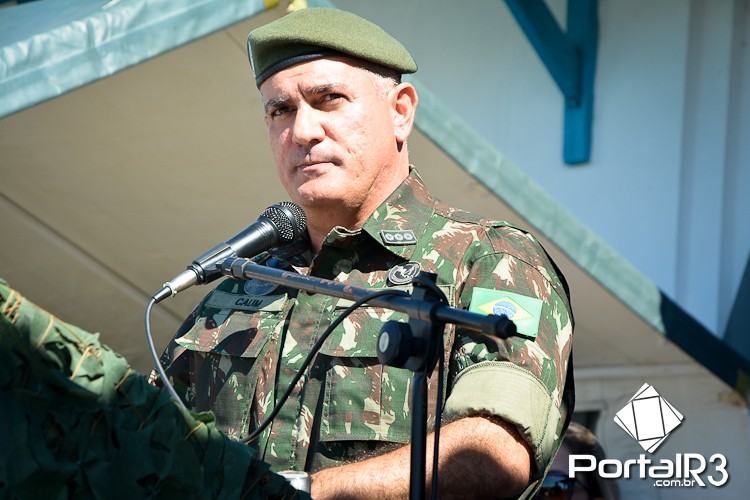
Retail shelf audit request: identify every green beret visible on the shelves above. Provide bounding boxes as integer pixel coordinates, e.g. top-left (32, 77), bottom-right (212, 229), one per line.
top-left (247, 7), bottom-right (417, 87)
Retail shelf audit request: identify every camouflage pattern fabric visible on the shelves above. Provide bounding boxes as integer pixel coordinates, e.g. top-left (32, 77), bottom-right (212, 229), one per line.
top-left (0, 278), bottom-right (305, 500)
top-left (157, 169), bottom-right (574, 490)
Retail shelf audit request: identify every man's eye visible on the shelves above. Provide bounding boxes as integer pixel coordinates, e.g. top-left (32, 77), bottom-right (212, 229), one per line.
top-left (270, 107), bottom-right (290, 118)
top-left (322, 93), bottom-right (344, 102)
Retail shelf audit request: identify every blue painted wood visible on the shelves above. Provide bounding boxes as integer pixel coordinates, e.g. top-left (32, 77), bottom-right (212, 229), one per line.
top-left (505, 0), bottom-right (598, 165)
top-left (565, 0), bottom-right (597, 164)
top-left (505, 0), bottom-right (579, 99)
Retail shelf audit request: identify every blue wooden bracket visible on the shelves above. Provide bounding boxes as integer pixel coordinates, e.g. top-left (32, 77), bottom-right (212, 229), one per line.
top-left (505, 0), bottom-right (598, 165)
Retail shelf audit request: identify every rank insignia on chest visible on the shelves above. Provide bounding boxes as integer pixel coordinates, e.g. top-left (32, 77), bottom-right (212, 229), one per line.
top-left (388, 261), bottom-right (422, 285)
top-left (380, 229), bottom-right (417, 245)
top-left (468, 287), bottom-right (543, 338)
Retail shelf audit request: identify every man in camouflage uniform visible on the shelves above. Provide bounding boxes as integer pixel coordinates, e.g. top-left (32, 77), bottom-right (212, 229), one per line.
top-left (157, 7), bottom-right (573, 498)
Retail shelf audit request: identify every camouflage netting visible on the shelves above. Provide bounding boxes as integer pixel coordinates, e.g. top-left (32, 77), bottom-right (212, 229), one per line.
top-left (0, 277), bottom-right (307, 500)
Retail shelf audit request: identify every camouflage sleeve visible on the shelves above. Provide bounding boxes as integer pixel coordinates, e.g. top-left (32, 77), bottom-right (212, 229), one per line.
top-left (443, 225), bottom-right (574, 482)
top-left (0, 277), bottom-right (305, 499)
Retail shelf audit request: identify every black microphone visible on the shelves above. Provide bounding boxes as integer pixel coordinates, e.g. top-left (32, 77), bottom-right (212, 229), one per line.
top-left (152, 201), bottom-right (307, 303)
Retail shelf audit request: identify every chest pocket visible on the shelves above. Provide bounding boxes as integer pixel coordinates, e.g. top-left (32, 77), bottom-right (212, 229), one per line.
top-left (316, 285), bottom-right (454, 446)
top-left (174, 290), bottom-right (288, 439)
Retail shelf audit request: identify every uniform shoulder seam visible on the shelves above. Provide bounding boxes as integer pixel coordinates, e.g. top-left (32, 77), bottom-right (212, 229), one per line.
top-left (432, 200), bottom-right (498, 226)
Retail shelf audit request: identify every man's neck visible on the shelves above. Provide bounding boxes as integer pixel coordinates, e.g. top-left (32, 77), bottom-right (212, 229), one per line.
top-left (305, 167), bottom-right (410, 253)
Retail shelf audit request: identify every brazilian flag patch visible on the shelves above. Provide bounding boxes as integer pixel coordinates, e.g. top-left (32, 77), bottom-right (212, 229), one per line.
top-left (469, 287), bottom-right (543, 338)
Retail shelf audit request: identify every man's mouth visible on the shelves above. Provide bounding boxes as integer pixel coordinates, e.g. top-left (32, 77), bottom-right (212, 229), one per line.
top-left (295, 159), bottom-right (337, 171)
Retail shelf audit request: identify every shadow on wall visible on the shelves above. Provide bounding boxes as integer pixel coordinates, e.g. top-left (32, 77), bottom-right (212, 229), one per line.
top-left (659, 273), bottom-right (750, 397)
top-left (724, 254), bottom-right (750, 367)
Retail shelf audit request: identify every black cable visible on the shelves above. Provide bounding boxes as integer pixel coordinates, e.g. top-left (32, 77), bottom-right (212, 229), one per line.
top-left (145, 297), bottom-right (188, 413)
top-left (430, 337), bottom-right (445, 500)
top-left (147, 280), bottom-right (448, 493)
top-left (242, 289), bottom-right (409, 445)
top-left (424, 284), bottom-right (449, 500)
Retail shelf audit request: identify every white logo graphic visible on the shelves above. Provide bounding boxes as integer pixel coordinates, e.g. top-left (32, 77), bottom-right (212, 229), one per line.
top-left (614, 382), bottom-right (684, 453)
top-left (569, 383), bottom-right (728, 489)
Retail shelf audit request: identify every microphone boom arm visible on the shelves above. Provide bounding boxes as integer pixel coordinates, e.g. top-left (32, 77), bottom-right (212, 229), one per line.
top-left (219, 257), bottom-right (516, 337)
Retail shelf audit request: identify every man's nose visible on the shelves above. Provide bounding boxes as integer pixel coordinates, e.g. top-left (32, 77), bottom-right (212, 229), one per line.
top-left (291, 105), bottom-right (325, 146)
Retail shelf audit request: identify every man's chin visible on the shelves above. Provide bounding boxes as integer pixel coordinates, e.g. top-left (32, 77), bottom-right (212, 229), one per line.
top-left (292, 185), bottom-right (345, 210)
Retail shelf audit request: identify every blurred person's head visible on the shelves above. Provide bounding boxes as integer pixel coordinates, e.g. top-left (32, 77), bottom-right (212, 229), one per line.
top-left (535, 422), bottom-right (620, 500)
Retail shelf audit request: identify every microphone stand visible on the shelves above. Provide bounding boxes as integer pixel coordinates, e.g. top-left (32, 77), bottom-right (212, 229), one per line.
top-left (219, 257), bottom-right (517, 500)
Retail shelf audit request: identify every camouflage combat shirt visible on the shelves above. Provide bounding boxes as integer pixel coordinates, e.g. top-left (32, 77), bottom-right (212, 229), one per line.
top-left (157, 169), bottom-right (574, 488)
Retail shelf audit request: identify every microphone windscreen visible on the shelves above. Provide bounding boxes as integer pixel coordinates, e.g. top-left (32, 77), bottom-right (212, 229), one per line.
top-left (262, 201), bottom-right (307, 243)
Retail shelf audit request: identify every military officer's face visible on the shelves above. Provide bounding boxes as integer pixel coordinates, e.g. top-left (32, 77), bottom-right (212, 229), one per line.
top-left (260, 57), bottom-right (403, 213)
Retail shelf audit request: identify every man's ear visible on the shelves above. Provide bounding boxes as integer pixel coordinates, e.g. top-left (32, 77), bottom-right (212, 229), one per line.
top-left (391, 82), bottom-right (418, 145)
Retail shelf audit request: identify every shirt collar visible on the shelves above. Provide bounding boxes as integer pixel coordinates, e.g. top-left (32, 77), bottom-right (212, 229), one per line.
top-left (360, 167), bottom-right (435, 261)
top-left (273, 167), bottom-right (435, 268)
